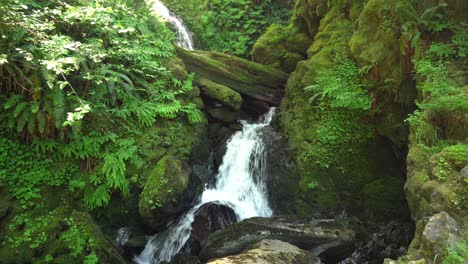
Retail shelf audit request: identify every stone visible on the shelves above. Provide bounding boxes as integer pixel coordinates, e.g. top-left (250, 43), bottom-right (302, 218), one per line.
top-left (421, 212), bottom-right (462, 257)
top-left (184, 202), bottom-right (237, 255)
top-left (138, 155), bottom-right (192, 230)
top-left (199, 216), bottom-right (356, 262)
top-left (207, 239), bottom-right (322, 264)
top-left (207, 107), bottom-right (239, 123)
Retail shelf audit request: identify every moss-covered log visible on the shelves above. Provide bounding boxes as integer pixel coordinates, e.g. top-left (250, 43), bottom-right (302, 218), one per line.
top-left (175, 46), bottom-right (289, 105)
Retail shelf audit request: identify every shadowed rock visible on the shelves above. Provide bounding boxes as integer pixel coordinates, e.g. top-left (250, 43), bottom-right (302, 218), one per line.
top-left (199, 216), bottom-right (356, 262)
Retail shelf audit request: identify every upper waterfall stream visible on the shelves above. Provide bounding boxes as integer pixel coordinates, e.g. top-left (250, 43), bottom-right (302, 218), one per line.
top-left (147, 0), bottom-right (194, 50)
top-left (134, 108), bottom-right (275, 264)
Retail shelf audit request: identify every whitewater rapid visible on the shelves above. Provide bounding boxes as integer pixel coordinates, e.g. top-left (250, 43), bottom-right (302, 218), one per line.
top-left (134, 108), bottom-right (275, 264)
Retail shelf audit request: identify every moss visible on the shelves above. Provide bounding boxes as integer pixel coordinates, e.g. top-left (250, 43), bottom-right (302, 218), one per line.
top-left (0, 199), bottom-right (126, 264)
top-left (162, 56), bottom-right (188, 81)
top-left (138, 155), bottom-right (191, 228)
top-left (349, 0), bottom-right (403, 85)
top-left (361, 177), bottom-right (406, 216)
top-left (196, 77), bottom-right (243, 110)
top-left (252, 24), bottom-right (312, 72)
top-left (175, 46), bottom-right (288, 105)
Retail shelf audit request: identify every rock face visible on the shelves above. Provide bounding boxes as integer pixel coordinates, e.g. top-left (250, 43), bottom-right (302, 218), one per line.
top-left (199, 216), bottom-right (356, 262)
top-left (207, 239), bottom-right (322, 264)
top-left (259, 124), bottom-right (299, 215)
top-left (254, 0), bottom-right (412, 219)
top-left (175, 46), bottom-right (288, 105)
top-left (138, 155), bottom-right (193, 230)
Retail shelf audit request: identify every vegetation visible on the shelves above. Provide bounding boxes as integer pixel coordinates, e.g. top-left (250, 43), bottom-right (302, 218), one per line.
top-left (0, 0), bottom-right (467, 263)
top-left (161, 0), bottom-right (292, 57)
top-left (0, 0), bottom-right (203, 210)
top-left (0, 0), bottom-right (204, 262)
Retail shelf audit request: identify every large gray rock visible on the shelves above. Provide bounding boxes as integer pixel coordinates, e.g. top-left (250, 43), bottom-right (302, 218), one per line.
top-left (207, 239), bottom-right (322, 264)
top-left (199, 216), bottom-right (356, 262)
top-left (421, 211), bottom-right (465, 258)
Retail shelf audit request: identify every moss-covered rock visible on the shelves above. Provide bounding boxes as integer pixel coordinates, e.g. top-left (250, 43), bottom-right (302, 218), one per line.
top-left (252, 24), bottom-right (312, 72)
top-left (277, 2), bottom-right (410, 217)
top-left (138, 155), bottom-right (192, 229)
top-left (196, 77), bottom-right (243, 111)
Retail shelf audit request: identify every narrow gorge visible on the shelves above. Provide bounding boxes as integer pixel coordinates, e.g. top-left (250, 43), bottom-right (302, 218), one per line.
top-left (0, 0), bottom-right (466, 264)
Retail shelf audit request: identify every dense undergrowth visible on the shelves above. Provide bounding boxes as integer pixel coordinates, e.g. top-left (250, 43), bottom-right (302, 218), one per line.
top-left (0, 0), bottom-right (203, 209)
top-left (0, 0), bottom-right (206, 262)
top-left (161, 0), bottom-right (292, 57)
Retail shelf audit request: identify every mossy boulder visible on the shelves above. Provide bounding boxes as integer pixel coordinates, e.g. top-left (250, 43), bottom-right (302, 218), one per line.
top-left (138, 155), bottom-right (193, 230)
top-left (175, 46), bottom-right (288, 105)
top-left (196, 77), bottom-right (243, 111)
top-left (252, 24), bottom-right (312, 72)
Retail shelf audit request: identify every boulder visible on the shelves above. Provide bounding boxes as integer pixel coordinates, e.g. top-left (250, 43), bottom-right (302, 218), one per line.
top-left (183, 202), bottom-right (237, 255)
top-left (421, 212), bottom-right (465, 258)
top-left (175, 46), bottom-right (288, 105)
top-left (138, 155), bottom-right (192, 230)
top-left (199, 216), bottom-right (356, 262)
top-left (207, 239), bottom-right (322, 264)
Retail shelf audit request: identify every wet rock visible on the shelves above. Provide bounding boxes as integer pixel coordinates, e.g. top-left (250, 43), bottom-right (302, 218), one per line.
top-left (259, 125), bottom-right (299, 215)
top-left (207, 239), bottom-right (322, 264)
top-left (123, 235), bottom-right (147, 256)
top-left (184, 202), bottom-right (237, 255)
top-left (166, 253), bottom-right (199, 264)
top-left (340, 219), bottom-right (414, 264)
top-left (199, 216), bottom-right (356, 262)
top-left (207, 107), bottom-right (239, 123)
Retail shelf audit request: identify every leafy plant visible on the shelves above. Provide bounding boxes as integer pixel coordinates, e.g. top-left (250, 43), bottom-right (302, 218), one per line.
top-left (304, 54), bottom-right (372, 111)
top-left (161, 0), bottom-right (292, 57)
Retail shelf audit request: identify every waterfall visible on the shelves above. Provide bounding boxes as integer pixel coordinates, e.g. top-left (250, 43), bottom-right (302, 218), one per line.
top-left (134, 108), bottom-right (276, 264)
top-left (147, 0), bottom-right (194, 50)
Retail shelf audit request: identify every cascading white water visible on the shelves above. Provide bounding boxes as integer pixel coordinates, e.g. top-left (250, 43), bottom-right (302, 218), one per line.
top-left (147, 0), bottom-right (194, 50)
top-left (134, 108), bottom-right (276, 264)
